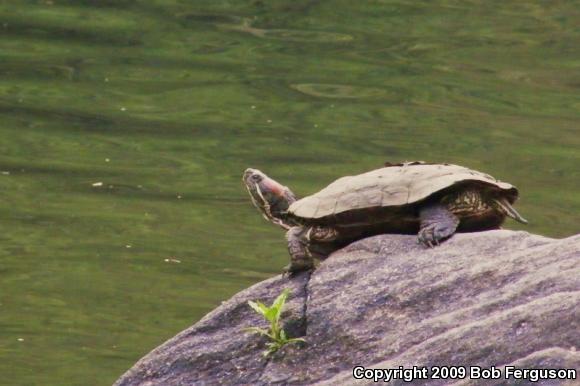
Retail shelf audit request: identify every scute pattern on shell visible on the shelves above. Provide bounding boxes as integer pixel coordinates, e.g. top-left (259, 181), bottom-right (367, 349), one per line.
top-left (288, 163), bottom-right (516, 219)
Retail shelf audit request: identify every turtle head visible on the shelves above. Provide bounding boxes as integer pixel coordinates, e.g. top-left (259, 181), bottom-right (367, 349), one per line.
top-left (243, 168), bottom-right (298, 229)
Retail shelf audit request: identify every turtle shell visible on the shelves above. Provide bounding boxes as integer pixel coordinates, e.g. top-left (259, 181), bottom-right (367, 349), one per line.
top-left (288, 163), bottom-right (517, 220)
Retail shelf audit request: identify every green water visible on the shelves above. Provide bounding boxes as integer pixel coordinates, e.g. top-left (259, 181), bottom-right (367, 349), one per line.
top-left (0, 1), bottom-right (578, 384)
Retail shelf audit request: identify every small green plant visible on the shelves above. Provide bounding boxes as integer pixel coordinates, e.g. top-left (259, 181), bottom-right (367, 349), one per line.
top-left (245, 288), bottom-right (305, 356)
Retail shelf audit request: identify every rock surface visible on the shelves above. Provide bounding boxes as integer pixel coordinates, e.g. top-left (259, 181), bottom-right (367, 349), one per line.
top-left (115, 230), bottom-right (580, 385)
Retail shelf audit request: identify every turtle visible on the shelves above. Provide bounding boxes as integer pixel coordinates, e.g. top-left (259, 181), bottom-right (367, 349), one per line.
top-left (243, 162), bottom-right (527, 274)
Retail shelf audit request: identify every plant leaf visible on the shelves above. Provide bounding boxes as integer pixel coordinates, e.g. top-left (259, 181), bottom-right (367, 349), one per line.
top-left (247, 300), bottom-right (263, 316)
top-left (271, 289), bottom-right (290, 323)
top-left (246, 289), bottom-right (305, 358)
top-left (247, 300), bottom-right (269, 316)
top-left (263, 342), bottom-right (281, 356)
top-left (264, 306), bottom-right (279, 323)
top-left (257, 301), bottom-right (270, 314)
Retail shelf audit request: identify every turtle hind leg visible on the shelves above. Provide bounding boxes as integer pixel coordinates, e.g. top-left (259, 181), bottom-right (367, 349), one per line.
top-left (418, 204), bottom-right (460, 247)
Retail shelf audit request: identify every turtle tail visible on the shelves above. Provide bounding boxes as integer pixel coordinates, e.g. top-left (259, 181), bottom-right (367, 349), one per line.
top-left (494, 198), bottom-right (528, 224)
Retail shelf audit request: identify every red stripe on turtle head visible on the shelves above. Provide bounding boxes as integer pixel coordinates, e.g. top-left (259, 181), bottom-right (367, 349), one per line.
top-left (243, 168), bottom-right (285, 198)
top-left (261, 176), bottom-right (284, 197)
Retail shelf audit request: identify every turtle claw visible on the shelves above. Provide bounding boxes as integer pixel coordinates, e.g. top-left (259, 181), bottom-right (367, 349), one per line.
top-left (418, 223), bottom-right (453, 248)
top-left (281, 264), bottom-right (293, 278)
top-left (281, 261), bottom-right (314, 278)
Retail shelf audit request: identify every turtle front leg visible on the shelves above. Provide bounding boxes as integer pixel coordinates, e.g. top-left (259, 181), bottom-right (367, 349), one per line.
top-left (418, 204), bottom-right (459, 247)
top-left (284, 226), bottom-right (340, 275)
top-left (285, 227), bottom-right (314, 274)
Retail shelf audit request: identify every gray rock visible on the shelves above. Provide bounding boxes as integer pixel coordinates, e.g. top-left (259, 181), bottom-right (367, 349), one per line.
top-left (115, 230), bottom-right (580, 386)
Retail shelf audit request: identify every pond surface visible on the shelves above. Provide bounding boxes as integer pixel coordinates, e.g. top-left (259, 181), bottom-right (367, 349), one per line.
top-left (0, 1), bottom-right (578, 385)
